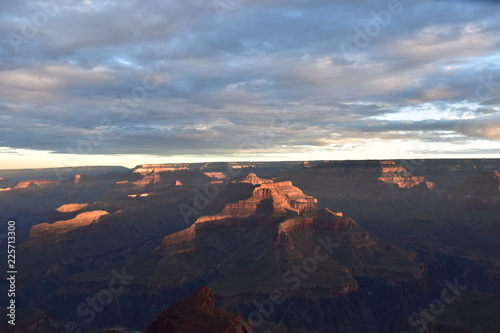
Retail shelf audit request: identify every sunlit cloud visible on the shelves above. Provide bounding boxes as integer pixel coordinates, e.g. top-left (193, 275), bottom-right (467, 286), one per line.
top-left (1, 0), bottom-right (499, 169)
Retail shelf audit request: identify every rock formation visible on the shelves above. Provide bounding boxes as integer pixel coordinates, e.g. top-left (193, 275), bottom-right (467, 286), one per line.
top-left (55, 203), bottom-right (90, 213)
top-left (107, 169), bottom-right (212, 197)
top-left (163, 175), bottom-right (319, 253)
top-left (14, 179), bottom-right (60, 189)
top-left (70, 174), bottom-right (93, 184)
top-left (274, 160), bottom-right (443, 225)
top-left (143, 287), bottom-right (253, 333)
top-left (203, 172), bottom-right (227, 181)
top-left (159, 175), bottom-right (423, 301)
top-left (402, 169), bottom-right (500, 263)
top-left (377, 160), bottom-right (436, 189)
top-left (395, 158), bottom-right (500, 190)
top-left (133, 164), bottom-right (192, 175)
top-left (193, 176), bottom-right (317, 223)
top-left (29, 210), bottom-right (108, 239)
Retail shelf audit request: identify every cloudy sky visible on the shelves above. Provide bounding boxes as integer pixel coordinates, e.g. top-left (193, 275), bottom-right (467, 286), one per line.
top-left (1, 0), bottom-right (500, 169)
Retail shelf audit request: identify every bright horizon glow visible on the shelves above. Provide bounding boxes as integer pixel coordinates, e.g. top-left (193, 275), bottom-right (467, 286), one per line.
top-left (2, 137), bottom-right (499, 170)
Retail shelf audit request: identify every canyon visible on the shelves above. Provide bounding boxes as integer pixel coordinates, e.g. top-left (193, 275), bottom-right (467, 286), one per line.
top-left (0, 159), bottom-right (499, 333)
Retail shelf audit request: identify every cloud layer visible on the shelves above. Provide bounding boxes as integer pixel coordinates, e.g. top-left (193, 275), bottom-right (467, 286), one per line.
top-left (1, 0), bottom-right (500, 166)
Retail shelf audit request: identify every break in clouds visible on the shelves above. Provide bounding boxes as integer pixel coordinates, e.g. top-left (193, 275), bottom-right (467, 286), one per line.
top-left (1, 0), bottom-right (500, 160)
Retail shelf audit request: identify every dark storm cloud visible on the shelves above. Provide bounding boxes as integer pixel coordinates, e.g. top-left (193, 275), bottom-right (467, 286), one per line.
top-left (1, 0), bottom-right (499, 157)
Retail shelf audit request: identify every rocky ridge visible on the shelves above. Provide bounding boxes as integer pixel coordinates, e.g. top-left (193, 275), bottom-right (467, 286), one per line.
top-left (0, 179), bottom-right (60, 191)
top-left (377, 160), bottom-right (436, 189)
top-left (157, 174), bottom-right (424, 302)
top-left (28, 210), bottom-right (109, 239)
top-left (143, 287), bottom-right (253, 333)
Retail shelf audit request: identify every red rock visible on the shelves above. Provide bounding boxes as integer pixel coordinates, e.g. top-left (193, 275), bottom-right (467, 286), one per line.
top-left (71, 174), bottom-right (92, 184)
top-left (29, 210), bottom-right (108, 238)
top-left (14, 179), bottom-right (59, 189)
top-left (133, 164), bottom-right (191, 175)
top-left (194, 178), bottom-right (317, 224)
top-left (377, 161), bottom-right (436, 189)
top-left (143, 287), bottom-right (253, 333)
top-left (204, 172), bottom-right (227, 181)
top-left (238, 173), bottom-right (272, 185)
top-left (133, 171), bottom-right (162, 187)
top-left (55, 203), bottom-right (89, 213)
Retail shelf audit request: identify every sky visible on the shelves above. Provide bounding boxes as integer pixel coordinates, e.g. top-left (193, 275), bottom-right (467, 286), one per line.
top-left (1, 0), bottom-right (500, 169)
